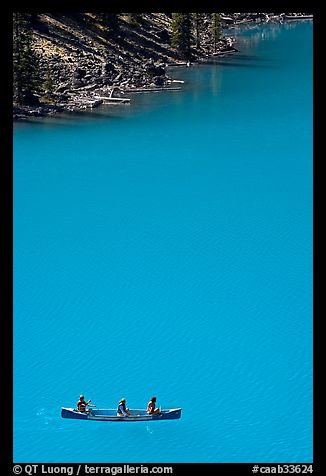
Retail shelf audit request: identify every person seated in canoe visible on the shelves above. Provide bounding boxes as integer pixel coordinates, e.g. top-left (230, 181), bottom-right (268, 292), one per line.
top-left (147, 396), bottom-right (161, 414)
top-left (76, 395), bottom-right (93, 413)
top-left (117, 398), bottom-right (131, 417)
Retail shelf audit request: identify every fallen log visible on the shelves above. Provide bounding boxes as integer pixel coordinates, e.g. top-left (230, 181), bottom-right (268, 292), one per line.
top-left (94, 96), bottom-right (130, 103)
top-left (124, 86), bottom-right (181, 93)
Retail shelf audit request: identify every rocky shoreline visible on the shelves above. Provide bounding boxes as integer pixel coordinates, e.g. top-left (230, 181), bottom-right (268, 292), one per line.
top-left (13, 44), bottom-right (239, 121)
top-left (13, 13), bottom-right (311, 121)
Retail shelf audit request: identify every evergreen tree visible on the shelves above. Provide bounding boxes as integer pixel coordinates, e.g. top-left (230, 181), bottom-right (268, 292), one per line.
top-left (13, 13), bottom-right (41, 104)
top-left (29, 13), bottom-right (39, 27)
top-left (192, 13), bottom-right (203, 48)
top-left (99, 13), bottom-right (120, 37)
top-left (211, 13), bottom-right (221, 53)
top-left (171, 13), bottom-right (192, 59)
top-left (100, 13), bottom-right (119, 28)
top-left (127, 13), bottom-right (143, 26)
top-left (42, 66), bottom-right (54, 103)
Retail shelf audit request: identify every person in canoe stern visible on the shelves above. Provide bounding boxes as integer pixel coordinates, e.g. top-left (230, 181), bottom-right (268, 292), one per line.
top-left (77, 395), bottom-right (92, 413)
top-left (147, 396), bottom-right (161, 414)
top-left (117, 398), bottom-right (131, 417)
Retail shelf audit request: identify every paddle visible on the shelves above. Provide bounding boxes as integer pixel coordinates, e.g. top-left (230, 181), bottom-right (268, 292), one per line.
top-left (86, 400), bottom-right (96, 407)
top-left (79, 400), bottom-right (96, 413)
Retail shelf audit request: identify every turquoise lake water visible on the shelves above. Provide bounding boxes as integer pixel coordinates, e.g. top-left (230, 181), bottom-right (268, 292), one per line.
top-left (13, 21), bottom-right (313, 463)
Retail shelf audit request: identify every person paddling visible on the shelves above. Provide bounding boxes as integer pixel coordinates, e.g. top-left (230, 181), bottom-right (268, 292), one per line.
top-left (117, 398), bottom-right (131, 417)
top-left (147, 396), bottom-right (160, 414)
top-left (77, 395), bottom-right (94, 413)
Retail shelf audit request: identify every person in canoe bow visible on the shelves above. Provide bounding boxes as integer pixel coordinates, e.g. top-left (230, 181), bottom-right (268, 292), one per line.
top-left (147, 396), bottom-right (161, 414)
top-left (117, 398), bottom-right (131, 417)
top-left (77, 395), bottom-right (94, 413)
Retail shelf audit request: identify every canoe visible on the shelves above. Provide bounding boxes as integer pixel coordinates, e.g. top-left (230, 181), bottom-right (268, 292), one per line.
top-left (61, 407), bottom-right (182, 421)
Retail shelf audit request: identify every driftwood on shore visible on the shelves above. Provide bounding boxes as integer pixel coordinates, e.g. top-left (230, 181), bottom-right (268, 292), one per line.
top-left (124, 86), bottom-right (182, 93)
top-left (94, 96), bottom-right (130, 103)
top-left (166, 62), bottom-right (190, 67)
top-left (283, 14), bottom-right (313, 20)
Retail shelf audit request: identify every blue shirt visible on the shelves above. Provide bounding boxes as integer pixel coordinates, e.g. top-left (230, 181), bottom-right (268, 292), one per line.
top-left (117, 403), bottom-right (127, 414)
